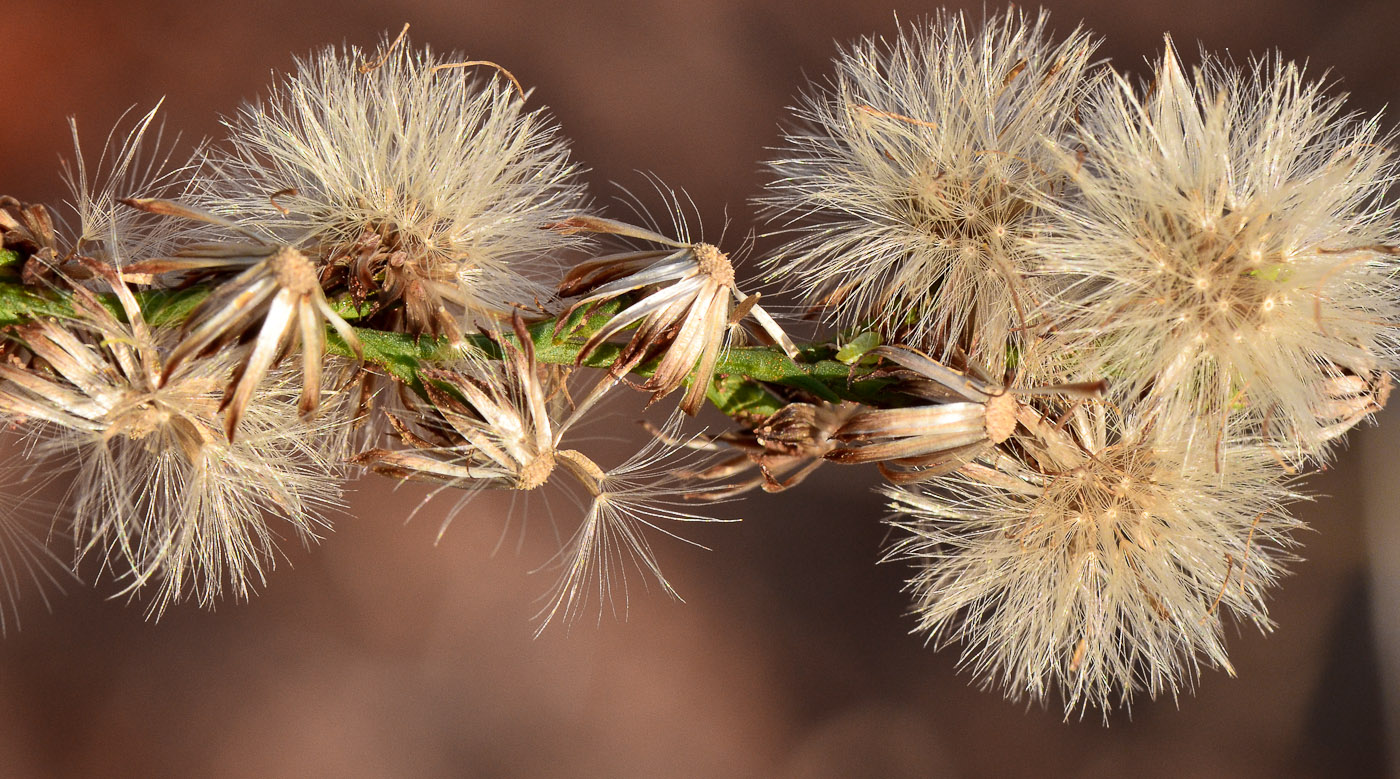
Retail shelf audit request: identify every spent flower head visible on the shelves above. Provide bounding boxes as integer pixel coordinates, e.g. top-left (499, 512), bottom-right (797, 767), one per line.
top-left (828, 345), bottom-right (1104, 482)
top-left (763, 9), bottom-right (1102, 373)
top-left (123, 232), bottom-right (364, 441)
top-left (190, 30), bottom-right (585, 341)
top-left (356, 315), bottom-right (731, 630)
top-left (884, 402), bottom-right (1302, 716)
top-left (1030, 42), bottom-right (1400, 454)
top-left (0, 267), bottom-right (340, 615)
top-left (555, 212), bottom-right (795, 415)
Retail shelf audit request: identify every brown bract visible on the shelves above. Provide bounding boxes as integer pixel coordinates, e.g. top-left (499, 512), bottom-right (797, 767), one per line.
top-left (1290, 368), bottom-right (1393, 454)
top-left (647, 401), bottom-right (859, 499)
top-left (0, 196), bottom-right (58, 259)
top-left (329, 226), bottom-right (477, 343)
top-left (0, 196), bottom-right (64, 284)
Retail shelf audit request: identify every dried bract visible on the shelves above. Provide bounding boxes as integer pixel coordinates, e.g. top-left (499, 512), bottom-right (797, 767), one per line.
top-left (646, 401), bottom-right (859, 499)
top-left (831, 346), bottom-right (1103, 483)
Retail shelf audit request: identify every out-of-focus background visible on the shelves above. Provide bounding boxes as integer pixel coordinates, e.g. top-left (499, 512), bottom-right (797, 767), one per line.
top-left (2, 0), bottom-right (1398, 776)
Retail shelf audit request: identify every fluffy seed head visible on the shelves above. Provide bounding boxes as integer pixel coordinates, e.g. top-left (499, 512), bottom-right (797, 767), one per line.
top-left (762, 9), bottom-right (1102, 373)
top-left (883, 404), bottom-right (1303, 716)
top-left (0, 275), bottom-right (339, 615)
top-left (192, 32), bottom-right (586, 336)
top-left (1030, 42), bottom-right (1400, 451)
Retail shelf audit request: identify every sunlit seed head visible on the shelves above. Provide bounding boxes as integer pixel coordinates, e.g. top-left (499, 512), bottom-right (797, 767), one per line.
top-left (191, 31), bottom-right (587, 336)
top-left (883, 405), bottom-right (1303, 716)
top-left (1028, 40), bottom-right (1400, 453)
top-left (762, 9), bottom-right (1103, 373)
top-left (0, 276), bottom-right (340, 616)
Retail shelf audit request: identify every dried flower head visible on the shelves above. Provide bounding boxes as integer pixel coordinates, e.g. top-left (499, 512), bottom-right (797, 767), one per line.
top-left (762, 10), bottom-right (1101, 373)
top-left (1030, 42), bottom-right (1400, 453)
top-left (642, 400), bottom-right (860, 499)
top-left (829, 345), bottom-right (1103, 482)
top-left (884, 402), bottom-right (1303, 716)
top-left (192, 31), bottom-right (585, 340)
top-left (0, 267), bottom-right (339, 615)
top-left (555, 214), bottom-right (796, 415)
top-left (356, 315), bottom-right (729, 630)
top-left (124, 232), bottom-right (364, 440)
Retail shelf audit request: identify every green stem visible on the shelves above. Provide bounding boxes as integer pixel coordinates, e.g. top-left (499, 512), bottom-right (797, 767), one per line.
top-left (0, 254), bottom-right (895, 422)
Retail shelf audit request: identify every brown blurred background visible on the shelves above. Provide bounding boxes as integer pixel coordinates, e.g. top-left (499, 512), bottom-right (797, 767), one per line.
top-left (3, 0), bottom-right (1399, 776)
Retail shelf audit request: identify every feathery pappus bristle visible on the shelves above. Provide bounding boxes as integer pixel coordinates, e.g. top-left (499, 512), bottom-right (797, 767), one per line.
top-left (61, 103), bottom-right (191, 270)
top-left (0, 442), bottom-right (73, 636)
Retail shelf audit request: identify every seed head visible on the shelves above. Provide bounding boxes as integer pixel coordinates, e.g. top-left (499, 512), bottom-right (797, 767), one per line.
top-left (1030, 41), bottom-right (1400, 454)
top-left (762, 9), bottom-right (1102, 373)
top-left (0, 269), bottom-right (340, 615)
top-left (355, 316), bottom-right (732, 631)
top-left (884, 403), bottom-right (1303, 716)
top-left (191, 31), bottom-right (586, 339)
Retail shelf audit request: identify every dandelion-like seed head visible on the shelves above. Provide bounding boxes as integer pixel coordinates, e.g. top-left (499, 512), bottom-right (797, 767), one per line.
top-left (1031, 42), bottom-right (1400, 450)
top-left (884, 404), bottom-right (1303, 716)
top-left (193, 31), bottom-right (586, 339)
top-left (763, 9), bottom-right (1102, 372)
top-left (0, 272), bottom-right (339, 615)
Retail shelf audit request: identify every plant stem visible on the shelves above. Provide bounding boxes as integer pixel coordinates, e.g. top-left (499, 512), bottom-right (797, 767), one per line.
top-left (0, 260), bottom-right (895, 422)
